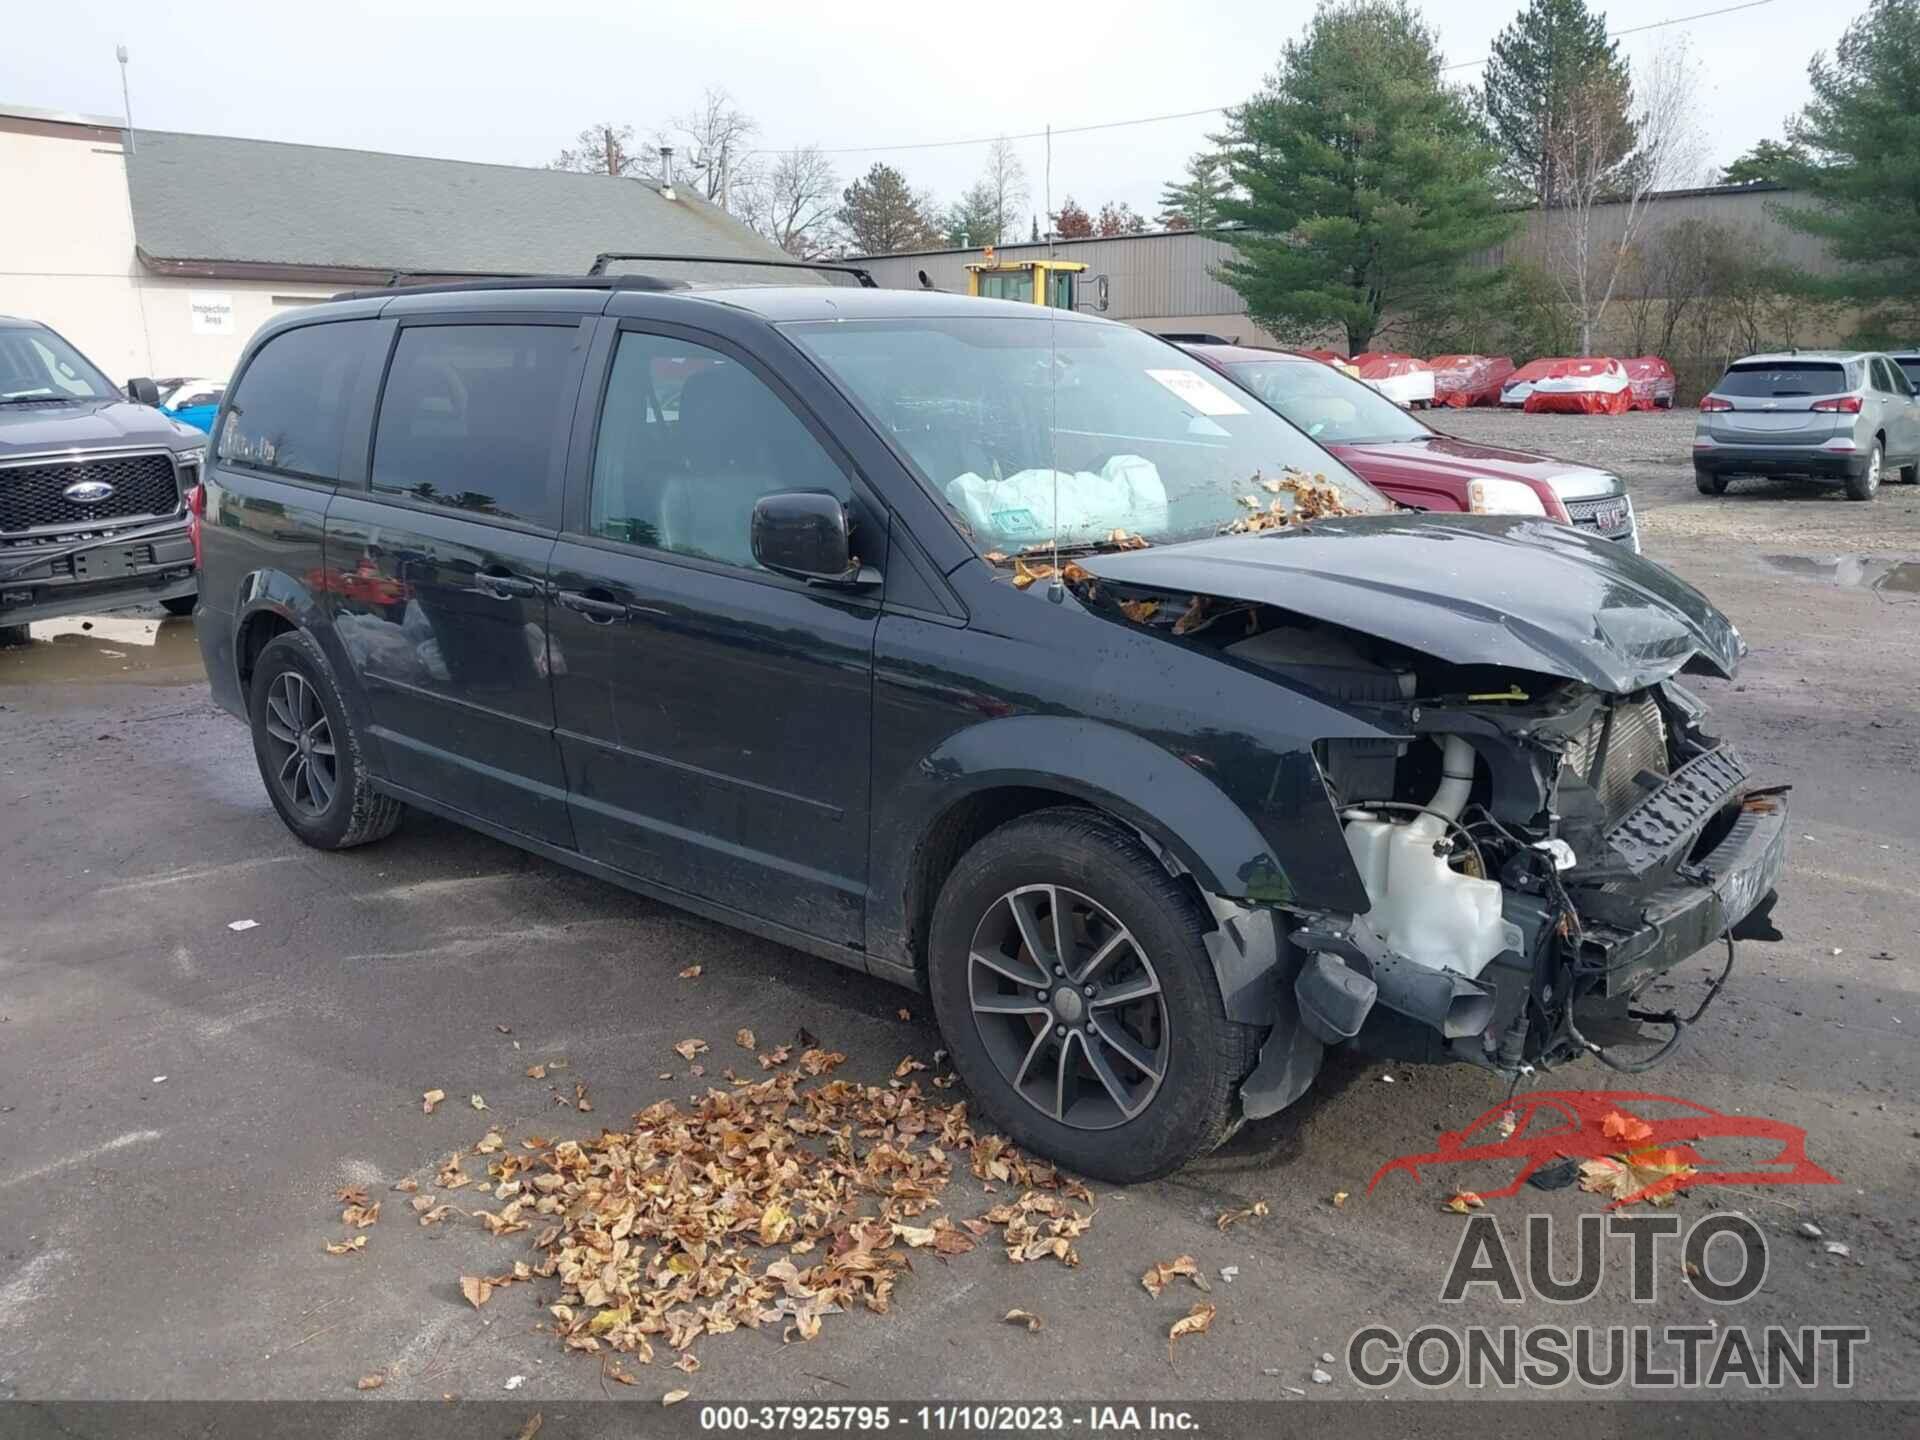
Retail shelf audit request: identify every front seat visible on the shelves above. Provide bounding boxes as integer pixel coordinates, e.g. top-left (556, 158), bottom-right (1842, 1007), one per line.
top-left (658, 364), bottom-right (781, 568)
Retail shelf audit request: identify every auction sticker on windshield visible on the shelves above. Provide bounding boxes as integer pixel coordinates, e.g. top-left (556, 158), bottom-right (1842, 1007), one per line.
top-left (1145, 368), bottom-right (1248, 416)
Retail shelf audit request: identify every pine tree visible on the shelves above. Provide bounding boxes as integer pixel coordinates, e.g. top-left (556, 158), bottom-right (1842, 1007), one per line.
top-left (1157, 155), bottom-right (1233, 230)
top-left (837, 163), bottom-right (943, 255)
top-left (1720, 139), bottom-right (1812, 187)
top-left (1481, 0), bottom-right (1634, 203)
top-left (1775, 0), bottom-right (1920, 340)
top-left (1216, 0), bottom-right (1516, 353)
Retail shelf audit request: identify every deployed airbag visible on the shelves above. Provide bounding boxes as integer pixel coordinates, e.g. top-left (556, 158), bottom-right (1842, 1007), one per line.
top-left (946, 455), bottom-right (1166, 548)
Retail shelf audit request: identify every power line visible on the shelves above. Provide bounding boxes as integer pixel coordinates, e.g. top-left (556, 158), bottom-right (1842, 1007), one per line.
top-left (748, 0), bottom-right (1777, 158)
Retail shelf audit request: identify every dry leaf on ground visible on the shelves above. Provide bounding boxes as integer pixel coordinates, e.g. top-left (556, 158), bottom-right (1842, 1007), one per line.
top-left (461, 1275), bottom-right (494, 1308)
top-left (324, 1236), bottom-right (366, 1256)
top-left (1168, 1301), bottom-right (1217, 1359)
top-left (335, 1184), bottom-right (368, 1205)
top-left (342, 1201), bottom-right (381, 1228)
top-left (758, 1045), bottom-right (792, 1070)
top-left (1444, 1191), bottom-right (1486, 1214)
top-left (526, 1064), bottom-right (547, 1080)
top-left (1602, 1111), bottom-right (1654, 1145)
top-left (422, 1088), bottom-right (446, 1114)
top-left (678, 966), bottom-right (702, 979)
top-left (1216, 1200), bottom-right (1269, 1231)
top-left (392, 1178), bottom-right (419, 1194)
top-left (470, 1094), bottom-right (488, 1112)
top-left (663, 1390), bottom-right (690, 1406)
top-left (736, 1029), bottom-right (757, 1051)
top-left (1331, 1191), bottom-right (1349, 1208)
top-left (1004, 1309), bottom-right (1044, 1332)
top-left (356, 1374), bottom-right (384, 1391)
top-left (1579, 1150), bottom-right (1695, 1207)
top-left (1141, 1255), bottom-right (1203, 1297)
top-left (673, 1038), bottom-right (708, 1062)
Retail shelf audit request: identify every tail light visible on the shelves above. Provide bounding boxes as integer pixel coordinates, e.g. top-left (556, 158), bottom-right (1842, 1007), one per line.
top-left (1812, 395), bottom-right (1863, 413)
top-left (1698, 395), bottom-right (1733, 412)
top-left (187, 482), bottom-right (205, 570)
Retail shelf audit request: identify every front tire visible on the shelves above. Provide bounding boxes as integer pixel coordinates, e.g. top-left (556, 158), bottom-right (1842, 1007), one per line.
top-left (927, 808), bottom-right (1262, 1183)
top-left (248, 630), bottom-right (402, 850)
top-left (1845, 443), bottom-right (1882, 501)
top-left (1694, 467), bottom-right (1727, 495)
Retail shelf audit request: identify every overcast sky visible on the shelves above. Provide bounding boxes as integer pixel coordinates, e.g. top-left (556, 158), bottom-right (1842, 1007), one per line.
top-left (4, 0), bottom-right (1858, 231)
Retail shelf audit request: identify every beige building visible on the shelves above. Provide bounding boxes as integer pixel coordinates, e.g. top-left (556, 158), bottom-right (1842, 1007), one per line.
top-left (0, 101), bottom-right (795, 387)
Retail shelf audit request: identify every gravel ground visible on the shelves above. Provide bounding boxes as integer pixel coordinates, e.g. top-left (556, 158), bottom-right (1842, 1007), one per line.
top-left (2, 416), bottom-right (1918, 1413)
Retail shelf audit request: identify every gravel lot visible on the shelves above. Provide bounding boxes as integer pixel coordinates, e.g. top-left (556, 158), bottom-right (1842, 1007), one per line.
top-left (2, 406), bottom-right (1917, 1415)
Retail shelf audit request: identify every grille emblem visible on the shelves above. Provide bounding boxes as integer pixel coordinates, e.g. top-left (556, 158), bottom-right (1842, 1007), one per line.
top-left (62, 480), bottom-right (116, 504)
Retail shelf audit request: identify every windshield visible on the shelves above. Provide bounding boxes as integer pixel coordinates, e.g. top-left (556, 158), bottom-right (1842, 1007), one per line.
top-left (1716, 361), bottom-right (1850, 398)
top-left (784, 317), bottom-right (1388, 552)
top-left (1225, 357), bottom-right (1429, 444)
top-left (0, 327), bottom-right (119, 402)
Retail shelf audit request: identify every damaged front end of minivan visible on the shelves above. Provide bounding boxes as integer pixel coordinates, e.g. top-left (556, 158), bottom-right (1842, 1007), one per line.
top-left (1080, 513), bottom-right (1790, 1119)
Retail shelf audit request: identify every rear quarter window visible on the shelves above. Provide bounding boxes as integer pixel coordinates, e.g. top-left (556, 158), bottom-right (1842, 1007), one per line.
top-left (1715, 362), bottom-right (1850, 398)
top-left (219, 321), bottom-right (380, 480)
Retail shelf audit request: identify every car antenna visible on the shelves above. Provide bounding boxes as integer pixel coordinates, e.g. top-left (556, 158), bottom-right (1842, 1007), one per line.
top-left (1046, 123), bottom-right (1063, 604)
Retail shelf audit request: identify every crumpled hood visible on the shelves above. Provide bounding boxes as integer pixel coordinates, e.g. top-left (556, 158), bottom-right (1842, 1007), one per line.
top-left (1331, 434), bottom-right (1620, 501)
top-left (1080, 513), bottom-right (1744, 693)
top-left (0, 398), bottom-right (202, 459)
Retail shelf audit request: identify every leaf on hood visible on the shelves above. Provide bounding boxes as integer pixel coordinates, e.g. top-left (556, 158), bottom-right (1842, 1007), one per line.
top-left (1216, 1199), bottom-right (1269, 1231)
top-left (662, 1389), bottom-right (690, 1405)
top-left (678, 965), bottom-right (702, 979)
top-left (335, 1184), bottom-right (369, 1205)
top-left (356, 1374), bottom-right (384, 1390)
top-left (735, 1029), bottom-right (757, 1051)
top-left (342, 1202), bottom-right (381, 1228)
top-left (422, 1088), bottom-right (447, 1114)
top-left (673, 1038), bottom-right (709, 1062)
top-left (1141, 1255), bottom-right (1203, 1297)
top-left (1004, 1308), bottom-right (1044, 1332)
top-left (1168, 1301), bottom-right (1217, 1359)
top-left (1117, 599), bottom-right (1160, 623)
top-left (1171, 596), bottom-right (1209, 636)
top-left (461, 1275), bottom-right (494, 1308)
top-left (324, 1235), bottom-right (367, 1256)
top-left (1444, 1191), bottom-right (1486, 1214)
top-left (1602, 1111), bottom-right (1654, 1145)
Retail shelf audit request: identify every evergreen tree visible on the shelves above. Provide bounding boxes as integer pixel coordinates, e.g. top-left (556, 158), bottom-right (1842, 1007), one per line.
top-left (1157, 154), bottom-right (1233, 230)
top-left (1216, 0), bottom-right (1516, 353)
top-left (1481, 0), bottom-right (1634, 202)
top-left (1776, 0), bottom-right (1920, 340)
top-left (1720, 139), bottom-right (1811, 187)
top-left (837, 163), bottom-right (943, 255)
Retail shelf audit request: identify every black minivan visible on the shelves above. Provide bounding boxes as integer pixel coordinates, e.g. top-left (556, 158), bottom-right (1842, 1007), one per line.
top-left (195, 274), bottom-right (1788, 1181)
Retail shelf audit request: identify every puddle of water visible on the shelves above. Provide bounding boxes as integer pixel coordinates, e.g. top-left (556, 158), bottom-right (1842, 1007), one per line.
top-left (0, 614), bottom-right (206, 685)
top-left (1758, 554), bottom-right (1920, 600)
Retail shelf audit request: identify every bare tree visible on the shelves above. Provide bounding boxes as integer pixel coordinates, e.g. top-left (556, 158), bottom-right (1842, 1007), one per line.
top-left (1542, 38), bottom-right (1708, 353)
top-left (981, 137), bottom-right (1030, 246)
top-left (646, 88), bottom-right (761, 209)
top-left (550, 122), bottom-right (646, 177)
top-left (740, 146), bottom-right (842, 258)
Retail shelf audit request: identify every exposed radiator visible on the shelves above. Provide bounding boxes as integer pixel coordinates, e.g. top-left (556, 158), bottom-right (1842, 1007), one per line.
top-left (1564, 696), bottom-right (1669, 819)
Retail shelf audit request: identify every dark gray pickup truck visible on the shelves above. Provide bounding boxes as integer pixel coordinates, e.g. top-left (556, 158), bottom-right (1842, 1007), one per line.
top-left (1, 315), bottom-right (205, 642)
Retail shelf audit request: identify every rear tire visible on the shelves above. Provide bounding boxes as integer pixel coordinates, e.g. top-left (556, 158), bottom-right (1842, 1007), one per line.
top-left (161, 594), bottom-right (197, 617)
top-left (1845, 444), bottom-right (1882, 501)
top-left (927, 807), bottom-right (1262, 1183)
top-left (1694, 467), bottom-right (1727, 495)
top-left (248, 630), bottom-right (402, 850)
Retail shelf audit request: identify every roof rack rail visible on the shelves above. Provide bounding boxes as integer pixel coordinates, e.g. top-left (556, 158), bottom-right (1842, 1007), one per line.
top-left (588, 252), bottom-right (877, 287)
top-left (334, 274), bottom-right (687, 302)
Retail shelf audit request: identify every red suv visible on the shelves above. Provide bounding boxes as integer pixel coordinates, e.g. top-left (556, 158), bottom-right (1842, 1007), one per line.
top-left (1180, 343), bottom-right (1638, 550)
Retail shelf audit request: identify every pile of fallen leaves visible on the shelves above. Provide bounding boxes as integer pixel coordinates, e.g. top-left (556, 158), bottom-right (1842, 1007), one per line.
top-left (427, 1053), bottom-right (1095, 1372)
top-left (1576, 1111), bottom-right (1696, 1207)
top-left (1220, 469), bottom-right (1365, 535)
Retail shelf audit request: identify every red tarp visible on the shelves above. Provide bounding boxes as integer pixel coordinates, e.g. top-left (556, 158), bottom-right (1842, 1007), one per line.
top-left (1429, 354), bottom-right (1515, 408)
top-left (1350, 351), bottom-right (1431, 380)
top-left (1622, 355), bottom-right (1677, 411)
top-left (1515, 357), bottom-right (1633, 415)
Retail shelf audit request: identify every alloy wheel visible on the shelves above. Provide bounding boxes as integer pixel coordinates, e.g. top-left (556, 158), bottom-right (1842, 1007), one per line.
top-left (966, 884), bottom-right (1169, 1130)
top-left (261, 670), bottom-right (337, 816)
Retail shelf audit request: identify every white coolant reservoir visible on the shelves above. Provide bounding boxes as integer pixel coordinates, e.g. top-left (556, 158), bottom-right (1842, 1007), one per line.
top-left (1342, 735), bottom-right (1509, 979)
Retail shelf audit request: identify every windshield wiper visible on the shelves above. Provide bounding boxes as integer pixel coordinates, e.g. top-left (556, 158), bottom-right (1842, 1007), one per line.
top-left (0, 393), bottom-right (82, 405)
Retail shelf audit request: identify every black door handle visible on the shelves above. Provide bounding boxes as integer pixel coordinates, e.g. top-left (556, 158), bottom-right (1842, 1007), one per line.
top-left (556, 588), bottom-right (629, 622)
top-left (477, 568), bottom-right (541, 598)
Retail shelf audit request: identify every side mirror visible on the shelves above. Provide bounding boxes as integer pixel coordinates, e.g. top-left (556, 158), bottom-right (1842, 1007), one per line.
top-left (126, 376), bottom-right (161, 406)
top-left (751, 491), bottom-right (869, 585)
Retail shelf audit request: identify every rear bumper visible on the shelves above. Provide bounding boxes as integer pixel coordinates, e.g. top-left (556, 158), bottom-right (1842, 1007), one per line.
top-left (0, 520), bottom-right (196, 626)
top-left (1693, 444), bottom-right (1863, 480)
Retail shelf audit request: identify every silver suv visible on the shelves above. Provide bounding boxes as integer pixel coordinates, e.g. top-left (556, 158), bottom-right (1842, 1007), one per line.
top-left (1693, 351), bottom-right (1920, 501)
